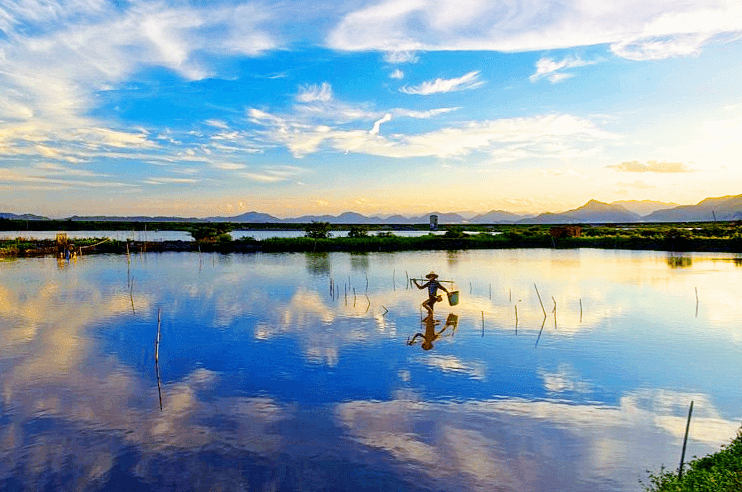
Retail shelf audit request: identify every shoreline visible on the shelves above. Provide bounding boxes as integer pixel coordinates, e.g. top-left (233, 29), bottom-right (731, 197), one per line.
top-left (3, 234), bottom-right (742, 258)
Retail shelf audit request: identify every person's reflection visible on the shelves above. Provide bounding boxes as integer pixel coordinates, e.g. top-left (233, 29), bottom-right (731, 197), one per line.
top-left (407, 312), bottom-right (458, 350)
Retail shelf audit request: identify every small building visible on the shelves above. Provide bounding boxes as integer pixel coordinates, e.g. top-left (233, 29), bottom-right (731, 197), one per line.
top-left (430, 214), bottom-right (438, 231)
top-left (549, 226), bottom-right (582, 238)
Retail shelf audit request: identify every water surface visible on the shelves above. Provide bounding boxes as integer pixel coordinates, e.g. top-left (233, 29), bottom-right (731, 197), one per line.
top-left (1, 249), bottom-right (740, 491)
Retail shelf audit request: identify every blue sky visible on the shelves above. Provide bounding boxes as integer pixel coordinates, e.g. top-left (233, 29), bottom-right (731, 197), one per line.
top-left (1, 0), bottom-right (741, 218)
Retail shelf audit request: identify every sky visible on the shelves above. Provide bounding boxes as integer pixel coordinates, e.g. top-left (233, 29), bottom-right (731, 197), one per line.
top-left (0, 0), bottom-right (741, 219)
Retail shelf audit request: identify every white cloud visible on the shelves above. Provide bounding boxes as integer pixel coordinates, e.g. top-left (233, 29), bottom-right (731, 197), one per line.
top-left (250, 109), bottom-right (617, 159)
top-left (530, 56), bottom-right (597, 83)
top-left (238, 166), bottom-right (306, 183)
top-left (400, 70), bottom-right (484, 95)
top-left (0, 0), bottom-right (276, 167)
top-left (369, 113), bottom-right (392, 135)
top-left (393, 107), bottom-right (459, 118)
top-left (328, 0), bottom-right (742, 60)
top-left (143, 177), bottom-right (199, 185)
top-left (609, 160), bottom-right (691, 173)
top-left (296, 82), bottom-right (334, 103)
top-left (383, 50), bottom-right (419, 63)
top-left (389, 69), bottom-right (404, 79)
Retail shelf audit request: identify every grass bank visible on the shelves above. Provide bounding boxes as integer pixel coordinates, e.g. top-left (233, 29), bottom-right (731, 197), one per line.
top-left (643, 430), bottom-right (742, 491)
top-left (3, 230), bottom-right (742, 258)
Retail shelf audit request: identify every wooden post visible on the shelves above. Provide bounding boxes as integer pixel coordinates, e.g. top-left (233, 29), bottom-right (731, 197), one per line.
top-left (679, 400), bottom-right (694, 478)
top-left (534, 284), bottom-right (546, 317)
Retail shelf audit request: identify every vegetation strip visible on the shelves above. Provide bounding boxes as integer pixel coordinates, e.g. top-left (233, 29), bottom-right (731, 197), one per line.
top-left (3, 221), bottom-right (742, 257)
top-left (642, 430), bottom-right (742, 491)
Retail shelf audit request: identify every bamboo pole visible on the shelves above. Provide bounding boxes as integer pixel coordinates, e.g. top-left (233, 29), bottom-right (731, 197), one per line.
top-left (534, 284), bottom-right (546, 317)
top-left (155, 308), bottom-right (162, 363)
top-left (535, 316), bottom-right (547, 347)
top-left (129, 277), bottom-right (135, 314)
top-left (155, 358), bottom-right (163, 411)
top-left (678, 401), bottom-right (694, 478)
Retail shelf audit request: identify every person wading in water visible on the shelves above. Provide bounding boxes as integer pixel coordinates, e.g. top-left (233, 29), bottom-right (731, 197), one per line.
top-left (412, 271), bottom-right (449, 315)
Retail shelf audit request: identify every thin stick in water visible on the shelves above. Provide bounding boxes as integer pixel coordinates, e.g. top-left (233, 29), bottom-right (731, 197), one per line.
top-left (535, 316), bottom-right (547, 347)
top-left (155, 308), bottom-right (162, 363)
top-left (514, 305), bottom-right (518, 334)
top-left (382, 306), bottom-right (388, 316)
top-left (155, 358), bottom-right (163, 411)
top-left (579, 298), bottom-right (583, 323)
top-left (695, 287), bottom-right (699, 318)
top-left (534, 283), bottom-right (546, 317)
top-left (129, 277), bottom-right (135, 314)
top-left (678, 400), bottom-right (694, 478)
top-left (489, 283), bottom-right (492, 300)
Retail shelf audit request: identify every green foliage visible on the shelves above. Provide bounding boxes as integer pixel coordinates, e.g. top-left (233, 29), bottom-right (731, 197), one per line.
top-left (189, 224), bottom-right (233, 243)
top-left (347, 225), bottom-right (369, 237)
top-left (443, 226), bottom-right (465, 239)
top-left (642, 430), bottom-right (742, 492)
top-left (305, 221), bottom-right (332, 239)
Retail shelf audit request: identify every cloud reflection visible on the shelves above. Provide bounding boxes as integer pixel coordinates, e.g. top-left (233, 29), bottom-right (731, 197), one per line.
top-left (336, 391), bottom-right (740, 492)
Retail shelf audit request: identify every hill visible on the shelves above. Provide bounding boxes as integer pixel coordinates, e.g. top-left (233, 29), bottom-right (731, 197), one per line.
top-left (644, 194), bottom-right (742, 222)
top-left (519, 200), bottom-right (641, 224)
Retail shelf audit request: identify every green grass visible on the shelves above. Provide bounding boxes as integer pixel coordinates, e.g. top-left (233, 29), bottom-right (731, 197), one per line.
top-left (642, 430), bottom-right (742, 492)
top-left (3, 222), bottom-right (742, 258)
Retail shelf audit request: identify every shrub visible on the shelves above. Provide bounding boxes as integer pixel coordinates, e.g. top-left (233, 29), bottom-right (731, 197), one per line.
top-left (348, 225), bottom-right (369, 238)
top-left (305, 221), bottom-right (331, 239)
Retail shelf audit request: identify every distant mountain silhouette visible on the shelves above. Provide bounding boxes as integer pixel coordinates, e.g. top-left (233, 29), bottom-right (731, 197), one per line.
top-left (6, 194), bottom-right (742, 224)
top-left (470, 209), bottom-right (527, 223)
top-left (67, 215), bottom-right (203, 222)
top-left (644, 194), bottom-right (742, 222)
top-left (610, 200), bottom-right (678, 217)
top-left (208, 211), bottom-right (281, 223)
top-left (0, 212), bottom-right (49, 220)
top-left (519, 200), bottom-right (641, 224)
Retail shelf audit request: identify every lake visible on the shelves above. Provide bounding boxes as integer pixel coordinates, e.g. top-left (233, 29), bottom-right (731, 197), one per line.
top-left (1, 249), bottom-right (740, 491)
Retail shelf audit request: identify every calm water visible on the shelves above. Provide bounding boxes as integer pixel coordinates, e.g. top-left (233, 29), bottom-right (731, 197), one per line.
top-left (1, 249), bottom-right (741, 492)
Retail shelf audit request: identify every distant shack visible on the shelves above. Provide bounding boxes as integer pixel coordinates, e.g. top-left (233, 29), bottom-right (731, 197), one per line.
top-left (549, 226), bottom-right (582, 238)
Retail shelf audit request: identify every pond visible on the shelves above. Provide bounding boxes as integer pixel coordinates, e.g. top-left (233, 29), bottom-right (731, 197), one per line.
top-left (1, 249), bottom-right (741, 492)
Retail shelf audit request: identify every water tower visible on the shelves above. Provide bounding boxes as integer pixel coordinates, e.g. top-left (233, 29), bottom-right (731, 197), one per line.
top-left (429, 214), bottom-right (438, 231)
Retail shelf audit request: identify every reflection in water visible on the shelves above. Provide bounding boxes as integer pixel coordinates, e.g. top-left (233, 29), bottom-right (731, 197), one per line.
top-left (305, 252), bottom-right (331, 275)
top-left (667, 255), bottom-right (693, 268)
top-left (407, 312), bottom-right (459, 350)
top-left (350, 252), bottom-right (369, 272)
top-left (1, 251), bottom-right (742, 492)
top-left (446, 250), bottom-right (460, 267)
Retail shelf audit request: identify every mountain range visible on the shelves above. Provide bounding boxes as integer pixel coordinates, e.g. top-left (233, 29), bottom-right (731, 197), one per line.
top-left (2, 195), bottom-right (741, 224)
